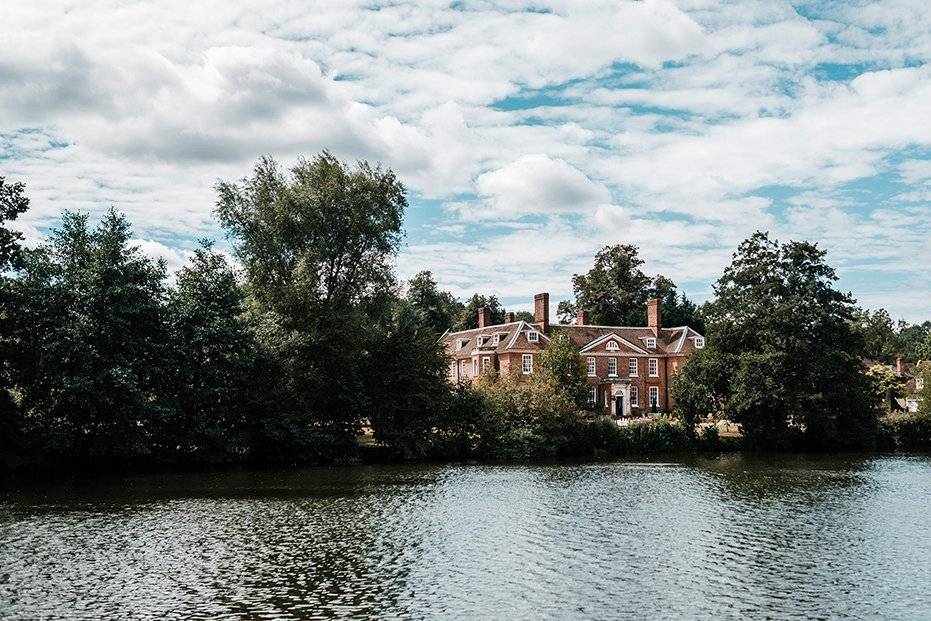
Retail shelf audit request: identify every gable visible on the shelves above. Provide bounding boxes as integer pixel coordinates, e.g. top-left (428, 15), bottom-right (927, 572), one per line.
top-left (579, 332), bottom-right (648, 355)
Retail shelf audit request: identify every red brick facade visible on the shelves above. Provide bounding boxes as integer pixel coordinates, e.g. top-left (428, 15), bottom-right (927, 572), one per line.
top-left (441, 293), bottom-right (705, 418)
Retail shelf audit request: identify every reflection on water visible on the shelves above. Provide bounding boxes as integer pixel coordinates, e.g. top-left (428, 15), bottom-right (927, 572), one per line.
top-left (2, 454), bottom-right (930, 619)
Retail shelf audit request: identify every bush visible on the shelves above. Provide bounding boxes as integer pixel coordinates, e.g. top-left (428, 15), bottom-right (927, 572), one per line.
top-left (880, 413), bottom-right (931, 451)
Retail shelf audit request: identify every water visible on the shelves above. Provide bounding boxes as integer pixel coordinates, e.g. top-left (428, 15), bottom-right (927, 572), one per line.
top-left (2, 454), bottom-right (930, 620)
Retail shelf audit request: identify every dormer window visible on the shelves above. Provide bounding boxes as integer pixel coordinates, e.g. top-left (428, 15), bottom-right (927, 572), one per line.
top-left (493, 334), bottom-right (500, 345)
top-left (528, 331), bottom-right (539, 343)
top-left (645, 337), bottom-right (656, 349)
top-left (695, 337), bottom-right (705, 349)
top-left (477, 336), bottom-right (485, 346)
top-left (918, 377), bottom-right (925, 391)
top-left (605, 340), bottom-right (619, 351)
top-left (457, 338), bottom-right (468, 350)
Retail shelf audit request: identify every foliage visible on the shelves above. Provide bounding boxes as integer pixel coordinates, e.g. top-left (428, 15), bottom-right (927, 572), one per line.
top-left (567, 245), bottom-right (702, 329)
top-left (917, 332), bottom-right (931, 362)
top-left (864, 364), bottom-right (905, 411)
top-left (513, 310), bottom-right (534, 322)
top-left (537, 330), bottom-right (591, 411)
top-left (215, 152), bottom-right (406, 439)
top-left (454, 293), bottom-right (506, 330)
top-left (404, 270), bottom-right (463, 336)
top-left (673, 231), bottom-right (878, 449)
top-left (880, 413), bottom-right (931, 450)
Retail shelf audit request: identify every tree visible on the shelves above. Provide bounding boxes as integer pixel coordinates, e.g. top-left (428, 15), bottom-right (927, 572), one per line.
top-left (571, 244), bottom-right (651, 326)
top-left (513, 310), bottom-right (534, 322)
top-left (404, 270), bottom-right (463, 335)
top-left (537, 330), bottom-right (590, 411)
top-left (159, 242), bottom-right (271, 462)
top-left (10, 210), bottom-right (168, 464)
top-left (366, 300), bottom-right (452, 458)
top-left (673, 231), bottom-right (877, 448)
top-left (916, 332), bottom-right (931, 361)
top-left (648, 275), bottom-right (705, 332)
top-left (454, 293), bottom-right (505, 330)
top-left (864, 364), bottom-right (905, 411)
top-left (556, 299), bottom-right (576, 324)
top-left (215, 152), bottom-right (406, 441)
top-left (850, 308), bottom-right (897, 363)
top-left (0, 177), bottom-right (31, 468)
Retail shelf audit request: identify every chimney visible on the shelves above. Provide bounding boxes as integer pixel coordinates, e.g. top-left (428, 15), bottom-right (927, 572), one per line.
top-left (478, 307), bottom-right (491, 328)
top-left (896, 356), bottom-right (905, 375)
top-left (576, 310), bottom-right (589, 326)
top-left (534, 292), bottom-right (550, 332)
top-left (505, 311), bottom-right (515, 323)
top-left (647, 298), bottom-right (661, 335)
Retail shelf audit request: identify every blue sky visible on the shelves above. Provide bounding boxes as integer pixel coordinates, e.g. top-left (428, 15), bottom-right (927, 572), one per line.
top-left (1, 0), bottom-right (929, 320)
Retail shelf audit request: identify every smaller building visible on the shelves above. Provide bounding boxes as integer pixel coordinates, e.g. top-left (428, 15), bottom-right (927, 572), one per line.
top-left (440, 293), bottom-right (705, 418)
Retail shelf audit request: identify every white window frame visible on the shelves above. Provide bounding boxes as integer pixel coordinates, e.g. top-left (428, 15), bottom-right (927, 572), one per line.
top-left (605, 340), bottom-right (619, 351)
top-left (645, 337), bottom-right (656, 349)
top-left (473, 359), bottom-right (478, 376)
top-left (528, 331), bottom-right (539, 343)
top-left (695, 337), bottom-right (705, 349)
top-left (522, 354), bottom-right (533, 374)
top-left (477, 335), bottom-right (485, 346)
top-left (608, 357), bottom-right (617, 377)
top-left (649, 386), bottom-right (659, 408)
top-left (587, 357), bottom-right (596, 376)
top-left (459, 360), bottom-right (468, 378)
top-left (493, 334), bottom-right (500, 345)
top-left (481, 356), bottom-right (491, 372)
top-left (915, 377), bottom-right (924, 391)
top-left (457, 338), bottom-right (468, 350)
top-left (590, 385), bottom-right (597, 404)
top-left (649, 358), bottom-right (659, 377)
top-left (630, 385), bottom-right (639, 407)
top-left (628, 358), bottom-right (638, 377)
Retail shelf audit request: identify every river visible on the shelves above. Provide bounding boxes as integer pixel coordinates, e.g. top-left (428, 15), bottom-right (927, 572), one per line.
top-left (2, 454), bottom-right (930, 620)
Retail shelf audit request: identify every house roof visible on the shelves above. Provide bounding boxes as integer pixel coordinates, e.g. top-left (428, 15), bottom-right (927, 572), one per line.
top-left (443, 321), bottom-right (704, 358)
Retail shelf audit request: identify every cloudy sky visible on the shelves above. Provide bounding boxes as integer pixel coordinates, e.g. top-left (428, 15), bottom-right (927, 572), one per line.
top-left (2, 0), bottom-right (930, 320)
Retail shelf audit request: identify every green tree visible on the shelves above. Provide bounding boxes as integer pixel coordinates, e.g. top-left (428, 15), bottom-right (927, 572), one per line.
top-left (10, 210), bottom-right (168, 465)
top-left (537, 330), bottom-right (590, 411)
top-left (864, 364), bottom-right (905, 411)
top-left (159, 242), bottom-right (270, 462)
top-left (674, 231), bottom-right (877, 448)
top-left (454, 293), bottom-right (506, 330)
top-left (648, 275), bottom-right (705, 332)
top-left (916, 332), bottom-right (931, 361)
top-left (556, 299), bottom-right (576, 324)
top-left (571, 244), bottom-right (651, 326)
top-left (215, 152), bottom-right (406, 441)
top-left (513, 310), bottom-right (534, 322)
top-left (0, 177), bottom-right (31, 468)
top-left (404, 270), bottom-right (463, 335)
top-left (366, 300), bottom-right (452, 458)
top-left (850, 308), bottom-right (897, 362)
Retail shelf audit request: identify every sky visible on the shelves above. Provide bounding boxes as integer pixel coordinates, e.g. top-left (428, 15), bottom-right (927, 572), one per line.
top-left (1, 0), bottom-right (929, 320)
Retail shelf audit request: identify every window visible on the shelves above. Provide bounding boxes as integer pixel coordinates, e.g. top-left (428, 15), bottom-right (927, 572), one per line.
top-left (587, 357), bottom-right (596, 376)
top-left (528, 331), bottom-right (539, 343)
top-left (477, 335), bottom-right (485, 346)
top-left (590, 385), bottom-right (598, 404)
top-left (608, 358), bottom-right (618, 376)
top-left (695, 337), bottom-right (705, 349)
top-left (630, 385), bottom-right (639, 406)
top-left (645, 337), bottom-right (656, 349)
top-left (493, 334), bottom-right (500, 345)
top-left (482, 356), bottom-right (491, 372)
top-left (629, 358), bottom-right (638, 376)
top-left (457, 338), bottom-right (468, 350)
top-left (918, 377), bottom-right (925, 391)
top-left (606, 340), bottom-right (619, 351)
top-left (459, 360), bottom-right (468, 378)
top-left (522, 354), bottom-right (533, 374)
top-left (649, 386), bottom-right (659, 408)
top-left (649, 358), bottom-right (659, 377)
top-left (473, 359), bottom-right (478, 376)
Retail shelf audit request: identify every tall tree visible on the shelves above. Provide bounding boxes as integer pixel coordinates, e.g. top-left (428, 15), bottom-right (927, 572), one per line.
top-left (647, 275), bottom-right (705, 332)
top-left (571, 244), bottom-right (651, 326)
top-left (215, 152), bottom-right (406, 440)
top-left (537, 331), bottom-right (590, 411)
top-left (404, 270), bottom-right (463, 335)
top-left (673, 231), bottom-right (877, 448)
top-left (0, 177), bottom-right (31, 468)
top-left (10, 210), bottom-right (168, 464)
top-left (850, 308), bottom-right (897, 362)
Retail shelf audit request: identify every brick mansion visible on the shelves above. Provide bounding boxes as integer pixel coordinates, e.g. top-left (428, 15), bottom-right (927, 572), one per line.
top-left (441, 293), bottom-right (705, 418)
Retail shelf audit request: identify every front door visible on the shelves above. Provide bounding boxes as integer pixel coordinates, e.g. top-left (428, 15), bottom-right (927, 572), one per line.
top-left (614, 395), bottom-right (624, 419)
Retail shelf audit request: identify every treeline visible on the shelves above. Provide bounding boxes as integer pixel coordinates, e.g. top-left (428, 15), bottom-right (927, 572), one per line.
top-left (2, 153), bottom-right (930, 470)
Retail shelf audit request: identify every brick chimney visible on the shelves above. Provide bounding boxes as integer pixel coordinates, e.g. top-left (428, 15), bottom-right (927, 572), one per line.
top-left (647, 298), bottom-right (661, 335)
top-left (505, 311), bottom-right (515, 323)
top-left (534, 292), bottom-right (550, 332)
top-left (896, 356), bottom-right (905, 375)
top-left (478, 307), bottom-right (491, 328)
top-left (576, 310), bottom-right (589, 326)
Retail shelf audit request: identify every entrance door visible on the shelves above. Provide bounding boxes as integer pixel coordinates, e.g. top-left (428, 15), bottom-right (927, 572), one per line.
top-left (614, 395), bottom-right (624, 419)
